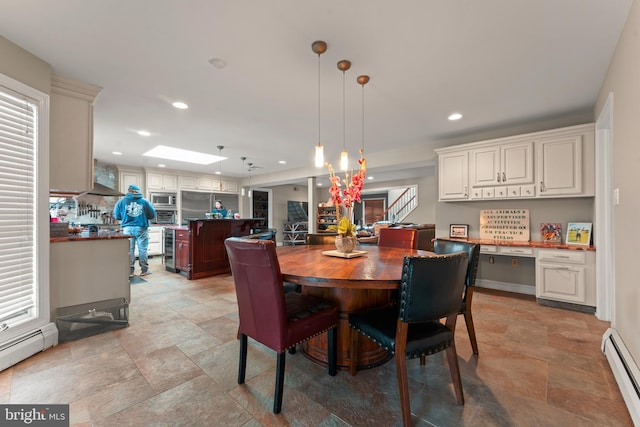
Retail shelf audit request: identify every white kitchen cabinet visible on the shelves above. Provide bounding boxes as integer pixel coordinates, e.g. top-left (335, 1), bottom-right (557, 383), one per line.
top-left (536, 249), bottom-right (595, 306)
top-left (179, 174), bottom-right (216, 191)
top-left (470, 141), bottom-right (533, 188)
top-left (148, 226), bottom-right (163, 256)
top-left (436, 124), bottom-right (594, 201)
top-left (537, 134), bottom-right (583, 197)
top-left (118, 168), bottom-right (143, 194)
top-left (438, 150), bottom-right (469, 200)
top-left (49, 75), bottom-right (102, 193)
top-left (222, 180), bottom-right (239, 193)
top-left (147, 172), bottom-right (178, 191)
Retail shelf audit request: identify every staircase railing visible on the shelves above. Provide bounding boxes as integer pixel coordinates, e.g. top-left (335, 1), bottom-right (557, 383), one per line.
top-left (374, 186), bottom-right (417, 223)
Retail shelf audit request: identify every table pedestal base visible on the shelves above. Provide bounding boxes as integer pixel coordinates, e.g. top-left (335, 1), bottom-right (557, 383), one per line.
top-left (301, 286), bottom-right (394, 371)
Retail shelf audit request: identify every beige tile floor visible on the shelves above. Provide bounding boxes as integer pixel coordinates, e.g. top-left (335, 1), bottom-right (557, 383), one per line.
top-left (0, 257), bottom-right (633, 426)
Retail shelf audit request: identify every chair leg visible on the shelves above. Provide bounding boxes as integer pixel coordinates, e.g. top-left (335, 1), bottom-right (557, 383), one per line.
top-left (419, 355), bottom-right (425, 366)
top-left (395, 321), bottom-right (412, 427)
top-left (288, 346), bottom-right (296, 355)
top-left (464, 309), bottom-right (479, 355)
top-left (445, 344), bottom-right (465, 405)
top-left (238, 333), bottom-right (247, 384)
top-left (327, 326), bottom-right (337, 376)
top-left (349, 328), bottom-right (359, 376)
top-left (274, 352), bottom-right (286, 414)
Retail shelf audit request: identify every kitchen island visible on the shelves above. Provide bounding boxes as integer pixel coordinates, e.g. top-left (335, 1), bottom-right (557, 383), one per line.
top-left (50, 232), bottom-right (130, 322)
top-left (165, 218), bottom-right (265, 279)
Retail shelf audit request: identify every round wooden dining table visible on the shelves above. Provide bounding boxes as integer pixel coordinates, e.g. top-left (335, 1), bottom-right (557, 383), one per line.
top-left (276, 244), bottom-right (434, 371)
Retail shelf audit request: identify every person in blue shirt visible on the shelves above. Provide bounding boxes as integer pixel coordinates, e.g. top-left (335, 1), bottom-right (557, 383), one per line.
top-left (114, 184), bottom-right (156, 277)
top-left (211, 200), bottom-right (228, 218)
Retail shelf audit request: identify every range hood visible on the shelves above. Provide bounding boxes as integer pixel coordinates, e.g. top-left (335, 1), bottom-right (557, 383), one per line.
top-left (84, 182), bottom-right (124, 197)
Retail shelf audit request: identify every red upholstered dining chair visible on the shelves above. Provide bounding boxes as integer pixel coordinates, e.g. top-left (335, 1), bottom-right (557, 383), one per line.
top-left (431, 238), bottom-right (481, 354)
top-left (377, 227), bottom-right (418, 249)
top-left (224, 237), bottom-right (339, 414)
top-left (348, 252), bottom-right (469, 426)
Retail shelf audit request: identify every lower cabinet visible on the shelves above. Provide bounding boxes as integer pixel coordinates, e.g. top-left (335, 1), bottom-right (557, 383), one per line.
top-left (536, 249), bottom-right (595, 306)
top-left (175, 229), bottom-right (190, 273)
top-left (148, 227), bottom-right (163, 256)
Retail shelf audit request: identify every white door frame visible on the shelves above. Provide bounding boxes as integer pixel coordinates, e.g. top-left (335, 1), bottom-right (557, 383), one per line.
top-left (595, 92), bottom-right (615, 322)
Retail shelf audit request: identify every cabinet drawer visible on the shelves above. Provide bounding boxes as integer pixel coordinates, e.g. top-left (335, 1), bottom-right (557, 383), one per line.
top-left (499, 246), bottom-right (534, 256)
top-left (175, 229), bottom-right (189, 240)
top-left (482, 188), bottom-right (495, 198)
top-left (537, 250), bottom-right (585, 264)
top-left (507, 186), bottom-right (521, 198)
top-left (471, 188), bottom-right (483, 199)
top-left (521, 184), bottom-right (536, 198)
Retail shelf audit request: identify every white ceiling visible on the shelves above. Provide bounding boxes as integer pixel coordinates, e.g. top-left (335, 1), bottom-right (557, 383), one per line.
top-left (0, 0), bottom-right (632, 187)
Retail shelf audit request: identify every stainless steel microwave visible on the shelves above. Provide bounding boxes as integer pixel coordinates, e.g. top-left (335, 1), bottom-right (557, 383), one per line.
top-left (150, 192), bottom-right (177, 208)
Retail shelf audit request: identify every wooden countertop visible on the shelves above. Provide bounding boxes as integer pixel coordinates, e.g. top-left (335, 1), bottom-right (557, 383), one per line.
top-left (50, 232), bottom-right (131, 243)
top-left (440, 237), bottom-right (596, 251)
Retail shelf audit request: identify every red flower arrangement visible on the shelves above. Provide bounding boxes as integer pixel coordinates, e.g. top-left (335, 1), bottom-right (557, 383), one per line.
top-left (326, 149), bottom-right (367, 237)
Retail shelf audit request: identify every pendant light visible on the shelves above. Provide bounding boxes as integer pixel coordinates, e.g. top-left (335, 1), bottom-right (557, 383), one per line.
top-left (312, 41), bottom-right (327, 168)
top-left (357, 75), bottom-right (370, 154)
top-left (338, 59), bottom-right (351, 171)
top-left (216, 145), bottom-right (224, 175)
top-left (240, 156), bottom-right (246, 196)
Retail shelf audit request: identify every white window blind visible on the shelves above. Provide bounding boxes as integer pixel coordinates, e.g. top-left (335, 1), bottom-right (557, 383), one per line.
top-left (0, 87), bottom-right (37, 329)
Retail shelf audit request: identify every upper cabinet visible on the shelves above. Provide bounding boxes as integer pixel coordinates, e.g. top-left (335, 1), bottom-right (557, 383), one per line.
top-left (50, 75), bottom-right (102, 193)
top-left (438, 150), bottom-right (469, 200)
top-left (436, 123), bottom-right (594, 202)
top-left (537, 134), bottom-right (583, 197)
top-left (147, 172), bottom-right (178, 191)
top-left (179, 174), bottom-right (217, 192)
top-left (470, 142), bottom-right (533, 187)
top-left (118, 168), bottom-right (144, 194)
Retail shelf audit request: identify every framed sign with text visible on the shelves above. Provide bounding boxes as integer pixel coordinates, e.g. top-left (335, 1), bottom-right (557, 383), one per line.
top-left (480, 209), bottom-right (530, 241)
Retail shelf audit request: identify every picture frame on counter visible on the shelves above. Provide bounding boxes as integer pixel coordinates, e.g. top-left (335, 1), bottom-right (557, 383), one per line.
top-left (566, 222), bottom-right (592, 246)
top-left (449, 224), bottom-right (469, 239)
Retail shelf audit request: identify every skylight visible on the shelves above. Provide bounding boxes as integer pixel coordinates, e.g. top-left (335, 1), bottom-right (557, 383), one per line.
top-left (143, 145), bottom-right (226, 165)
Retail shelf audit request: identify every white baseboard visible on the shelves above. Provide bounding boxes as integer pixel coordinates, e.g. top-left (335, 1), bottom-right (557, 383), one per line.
top-left (0, 323), bottom-right (58, 372)
top-left (602, 328), bottom-right (640, 425)
top-left (476, 279), bottom-right (536, 296)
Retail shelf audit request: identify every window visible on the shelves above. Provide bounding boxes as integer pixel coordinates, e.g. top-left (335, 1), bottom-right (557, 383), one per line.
top-left (0, 73), bottom-right (50, 344)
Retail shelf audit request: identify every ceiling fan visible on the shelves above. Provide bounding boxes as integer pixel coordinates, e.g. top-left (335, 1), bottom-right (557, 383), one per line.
top-left (246, 162), bottom-right (263, 172)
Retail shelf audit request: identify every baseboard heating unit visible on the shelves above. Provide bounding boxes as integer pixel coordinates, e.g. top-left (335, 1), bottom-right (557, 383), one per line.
top-left (602, 328), bottom-right (640, 425)
top-left (0, 323), bottom-right (58, 371)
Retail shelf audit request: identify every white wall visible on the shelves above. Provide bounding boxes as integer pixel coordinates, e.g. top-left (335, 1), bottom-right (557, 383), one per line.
top-left (595, 0), bottom-right (640, 370)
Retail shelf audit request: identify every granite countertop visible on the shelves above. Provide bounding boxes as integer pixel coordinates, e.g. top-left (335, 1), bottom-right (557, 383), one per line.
top-left (442, 237), bottom-right (596, 251)
top-left (50, 231), bottom-right (131, 243)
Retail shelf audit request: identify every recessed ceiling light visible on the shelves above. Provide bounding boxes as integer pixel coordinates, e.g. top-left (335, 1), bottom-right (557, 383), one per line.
top-left (317, 183), bottom-right (323, 186)
top-left (279, 160), bottom-right (286, 164)
top-left (367, 176), bottom-right (374, 180)
top-left (112, 151), bottom-right (122, 155)
top-left (143, 145), bottom-right (226, 165)
top-left (172, 101), bottom-right (189, 110)
top-left (158, 164), bottom-right (166, 168)
top-left (208, 58), bottom-right (227, 69)
top-left (215, 171), bottom-right (221, 175)
top-left (137, 130), bottom-right (151, 136)
top-left (448, 113), bottom-right (463, 121)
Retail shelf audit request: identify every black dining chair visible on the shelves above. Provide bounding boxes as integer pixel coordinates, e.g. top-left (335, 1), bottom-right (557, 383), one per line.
top-left (224, 237), bottom-right (339, 414)
top-left (432, 239), bottom-right (481, 354)
top-left (348, 252), bottom-right (468, 426)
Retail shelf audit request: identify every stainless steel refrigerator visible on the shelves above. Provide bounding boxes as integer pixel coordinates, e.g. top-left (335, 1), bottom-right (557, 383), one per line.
top-left (180, 191), bottom-right (239, 224)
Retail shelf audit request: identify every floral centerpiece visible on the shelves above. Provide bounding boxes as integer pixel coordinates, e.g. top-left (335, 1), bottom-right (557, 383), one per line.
top-left (326, 150), bottom-right (366, 251)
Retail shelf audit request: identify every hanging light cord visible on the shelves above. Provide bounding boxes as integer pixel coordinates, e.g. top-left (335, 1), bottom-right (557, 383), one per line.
top-left (361, 82), bottom-right (365, 152)
top-left (342, 70), bottom-right (346, 152)
top-left (318, 53), bottom-right (321, 146)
